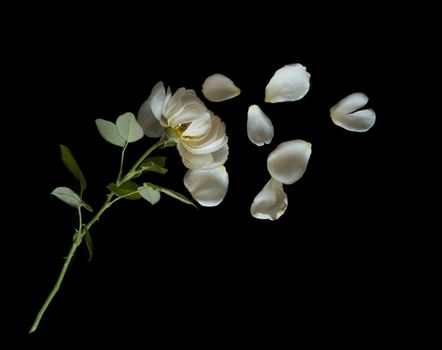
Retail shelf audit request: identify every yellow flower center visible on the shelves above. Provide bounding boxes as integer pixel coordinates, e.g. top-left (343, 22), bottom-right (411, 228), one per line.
top-left (173, 123), bottom-right (190, 137)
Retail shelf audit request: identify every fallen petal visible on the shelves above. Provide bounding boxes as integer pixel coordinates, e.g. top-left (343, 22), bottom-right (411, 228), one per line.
top-left (251, 178), bottom-right (288, 220)
top-left (247, 105), bottom-right (274, 146)
top-left (330, 92), bottom-right (368, 117)
top-left (202, 74), bottom-right (241, 102)
top-left (267, 140), bottom-right (312, 185)
top-left (332, 108), bottom-right (376, 132)
top-left (265, 63), bottom-right (310, 103)
top-left (330, 93), bottom-right (376, 132)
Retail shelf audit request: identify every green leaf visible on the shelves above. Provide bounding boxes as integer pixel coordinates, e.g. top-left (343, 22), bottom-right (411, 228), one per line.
top-left (73, 229), bottom-right (82, 246)
top-left (126, 157), bottom-right (168, 180)
top-left (159, 188), bottom-right (197, 207)
top-left (84, 227), bottom-right (93, 262)
top-left (116, 112), bottom-right (144, 143)
top-left (96, 119), bottom-right (125, 147)
top-left (144, 182), bottom-right (197, 208)
top-left (138, 185), bottom-right (161, 205)
top-left (81, 200), bottom-right (93, 212)
top-left (141, 162), bottom-right (168, 175)
top-left (51, 187), bottom-right (81, 208)
top-left (124, 169), bottom-right (143, 180)
top-left (141, 156), bottom-right (167, 168)
top-left (60, 145), bottom-right (87, 192)
top-left (107, 181), bottom-right (141, 200)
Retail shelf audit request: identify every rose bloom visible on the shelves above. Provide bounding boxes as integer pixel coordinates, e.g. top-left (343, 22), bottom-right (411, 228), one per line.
top-left (137, 82), bottom-right (229, 206)
top-left (137, 81), bottom-right (228, 170)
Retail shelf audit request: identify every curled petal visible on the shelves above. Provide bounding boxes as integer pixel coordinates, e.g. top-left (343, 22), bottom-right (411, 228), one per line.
top-left (205, 144), bottom-right (229, 169)
top-left (202, 74), bottom-right (241, 102)
top-left (184, 166), bottom-right (229, 207)
top-left (137, 98), bottom-right (165, 138)
top-left (182, 113), bottom-right (212, 139)
top-left (178, 144), bottom-right (228, 170)
top-left (167, 90), bottom-right (208, 127)
top-left (177, 143), bottom-right (213, 169)
top-left (267, 140), bottom-right (312, 185)
top-left (149, 81), bottom-right (166, 121)
top-left (332, 109), bottom-right (376, 132)
top-left (251, 178), bottom-right (288, 220)
top-left (163, 87), bottom-right (172, 111)
top-left (330, 93), bottom-right (376, 132)
top-left (265, 63), bottom-right (310, 103)
top-left (180, 114), bottom-right (228, 155)
top-left (247, 105), bottom-right (274, 146)
top-left (164, 87), bottom-right (187, 117)
top-left (330, 92), bottom-right (368, 116)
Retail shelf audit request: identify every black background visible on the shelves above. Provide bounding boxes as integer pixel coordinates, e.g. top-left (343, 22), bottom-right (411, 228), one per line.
top-left (6, 3), bottom-right (440, 345)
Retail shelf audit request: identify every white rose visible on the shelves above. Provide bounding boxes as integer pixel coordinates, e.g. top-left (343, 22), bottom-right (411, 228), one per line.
top-left (137, 81), bottom-right (229, 206)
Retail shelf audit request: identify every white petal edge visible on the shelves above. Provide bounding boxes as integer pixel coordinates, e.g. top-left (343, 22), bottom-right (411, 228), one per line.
top-left (265, 63), bottom-right (310, 103)
top-left (184, 166), bottom-right (229, 207)
top-left (331, 108), bottom-right (376, 132)
top-left (247, 105), bottom-right (274, 146)
top-left (251, 178), bottom-right (288, 220)
top-left (181, 144), bottom-right (229, 171)
top-left (202, 74), bottom-right (241, 102)
top-left (137, 98), bottom-right (165, 138)
top-left (330, 92), bottom-right (368, 117)
top-left (149, 81), bottom-right (166, 121)
top-left (267, 140), bottom-right (312, 185)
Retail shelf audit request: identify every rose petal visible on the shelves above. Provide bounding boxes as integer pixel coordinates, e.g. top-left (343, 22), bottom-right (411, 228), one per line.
top-left (247, 104), bottom-right (274, 146)
top-left (330, 93), bottom-right (375, 132)
top-left (332, 108), bottom-right (376, 132)
top-left (265, 63), bottom-right (310, 103)
top-left (184, 166), bottom-right (229, 207)
top-left (251, 178), bottom-right (288, 220)
top-left (206, 144), bottom-right (229, 169)
top-left (149, 81), bottom-right (166, 121)
top-left (180, 114), bottom-right (228, 155)
top-left (167, 90), bottom-right (208, 127)
top-left (164, 87), bottom-right (187, 117)
top-left (330, 92), bottom-right (368, 117)
top-left (137, 98), bottom-right (165, 138)
top-left (178, 143), bottom-right (229, 170)
top-left (177, 143), bottom-right (213, 169)
top-left (267, 140), bottom-right (312, 185)
top-left (181, 113), bottom-right (212, 139)
top-left (202, 74), bottom-right (241, 102)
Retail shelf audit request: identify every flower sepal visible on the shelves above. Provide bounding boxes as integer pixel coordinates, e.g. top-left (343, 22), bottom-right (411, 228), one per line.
top-left (159, 128), bottom-right (180, 149)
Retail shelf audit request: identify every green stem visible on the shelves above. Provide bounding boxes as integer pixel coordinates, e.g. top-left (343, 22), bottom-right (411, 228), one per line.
top-left (29, 240), bottom-right (78, 334)
top-left (77, 206), bottom-right (83, 233)
top-left (86, 193), bottom-right (114, 230)
top-left (30, 139), bottom-right (165, 334)
top-left (29, 193), bottom-right (114, 334)
top-left (116, 143), bottom-right (128, 185)
top-left (119, 139), bottom-right (164, 184)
